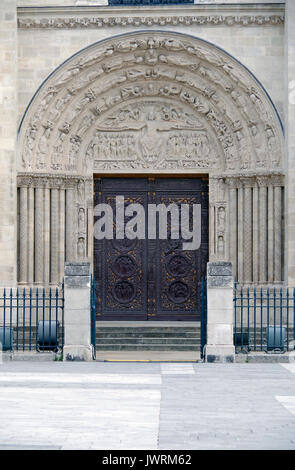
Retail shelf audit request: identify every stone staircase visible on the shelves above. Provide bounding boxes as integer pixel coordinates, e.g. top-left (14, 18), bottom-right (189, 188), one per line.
top-left (95, 322), bottom-right (201, 352)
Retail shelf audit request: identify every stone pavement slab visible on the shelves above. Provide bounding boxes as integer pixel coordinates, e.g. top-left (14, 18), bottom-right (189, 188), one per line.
top-left (0, 362), bottom-right (294, 450)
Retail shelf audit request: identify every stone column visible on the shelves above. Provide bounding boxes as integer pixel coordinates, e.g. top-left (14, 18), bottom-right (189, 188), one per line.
top-left (286, 0), bottom-right (295, 284)
top-left (205, 262), bottom-right (235, 363)
top-left (50, 187), bottom-right (59, 285)
top-left (237, 183), bottom-right (244, 283)
top-left (228, 180), bottom-right (237, 279)
top-left (63, 262), bottom-right (94, 361)
top-left (0, 1), bottom-right (17, 286)
top-left (19, 186), bottom-right (28, 284)
top-left (43, 185), bottom-right (50, 286)
top-left (242, 179), bottom-right (252, 283)
top-left (274, 178), bottom-right (282, 282)
top-left (59, 188), bottom-right (66, 283)
top-left (27, 186), bottom-right (35, 284)
top-left (268, 182), bottom-right (274, 283)
top-left (258, 178), bottom-right (268, 283)
top-left (252, 182), bottom-right (259, 283)
top-left (66, 186), bottom-right (75, 262)
top-left (35, 185), bottom-right (44, 284)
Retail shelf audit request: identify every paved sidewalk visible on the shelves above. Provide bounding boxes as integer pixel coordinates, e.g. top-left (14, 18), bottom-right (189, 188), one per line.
top-left (0, 362), bottom-right (295, 450)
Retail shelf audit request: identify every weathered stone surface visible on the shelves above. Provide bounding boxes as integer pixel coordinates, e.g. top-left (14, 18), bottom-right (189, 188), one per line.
top-left (207, 276), bottom-right (233, 288)
top-left (64, 262), bottom-right (91, 277)
top-left (207, 262), bottom-right (232, 277)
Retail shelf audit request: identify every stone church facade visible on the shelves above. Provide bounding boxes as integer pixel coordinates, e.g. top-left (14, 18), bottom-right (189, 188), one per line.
top-left (1, 0), bottom-right (295, 303)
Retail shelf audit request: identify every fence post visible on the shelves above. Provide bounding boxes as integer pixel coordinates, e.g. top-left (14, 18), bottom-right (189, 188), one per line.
top-left (63, 262), bottom-right (94, 361)
top-left (204, 261), bottom-right (235, 363)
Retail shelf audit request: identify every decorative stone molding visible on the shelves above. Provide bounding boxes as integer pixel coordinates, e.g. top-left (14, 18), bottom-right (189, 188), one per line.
top-left (17, 173), bottom-right (92, 189)
top-left (18, 14), bottom-right (284, 29)
top-left (18, 31), bottom-right (284, 177)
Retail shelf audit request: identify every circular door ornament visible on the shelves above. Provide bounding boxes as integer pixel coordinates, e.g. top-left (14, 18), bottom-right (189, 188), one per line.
top-left (112, 255), bottom-right (137, 278)
top-left (166, 254), bottom-right (191, 278)
top-left (112, 238), bottom-right (137, 253)
top-left (112, 280), bottom-right (136, 304)
top-left (167, 281), bottom-right (190, 304)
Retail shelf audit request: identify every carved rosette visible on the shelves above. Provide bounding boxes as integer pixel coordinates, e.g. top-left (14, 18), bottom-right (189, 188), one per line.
top-left (18, 31), bottom-right (283, 177)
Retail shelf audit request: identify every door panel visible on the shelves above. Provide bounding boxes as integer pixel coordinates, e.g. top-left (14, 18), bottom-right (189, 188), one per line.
top-left (94, 177), bottom-right (208, 321)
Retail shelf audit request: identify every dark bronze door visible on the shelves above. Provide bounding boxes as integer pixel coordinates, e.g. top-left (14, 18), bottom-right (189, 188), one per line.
top-left (94, 177), bottom-right (208, 321)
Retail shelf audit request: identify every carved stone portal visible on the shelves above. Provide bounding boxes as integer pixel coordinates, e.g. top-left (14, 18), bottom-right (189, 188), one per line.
top-left (16, 31), bottom-right (284, 286)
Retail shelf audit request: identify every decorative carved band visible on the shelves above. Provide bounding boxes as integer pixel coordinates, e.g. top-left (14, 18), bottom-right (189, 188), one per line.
top-left (18, 15), bottom-right (284, 29)
top-left (223, 174), bottom-right (285, 189)
top-left (17, 173), bottom-right (92, 189)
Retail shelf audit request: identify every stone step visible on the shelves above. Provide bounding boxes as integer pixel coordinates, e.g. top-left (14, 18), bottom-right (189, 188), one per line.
top-left (95, 344), bottom-right (200, 351)
top-left (96, 337), bottom-right (200, 345)
top-left (96, 331), bottom-right (200, 338)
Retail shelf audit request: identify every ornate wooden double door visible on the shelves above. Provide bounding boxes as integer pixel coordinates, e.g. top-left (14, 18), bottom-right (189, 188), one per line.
top-left (94, 177), bottom-right (208, 321)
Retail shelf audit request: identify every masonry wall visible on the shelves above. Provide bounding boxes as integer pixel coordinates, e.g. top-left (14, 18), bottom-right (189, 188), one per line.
top-left (0, 1), bottom-right (17, 286)
top-left (286, 0), bottom-right (295, 285)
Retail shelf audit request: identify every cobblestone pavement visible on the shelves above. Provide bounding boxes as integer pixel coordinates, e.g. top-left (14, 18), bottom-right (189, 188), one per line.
top-left (0, 362), bottom-right (295, 450)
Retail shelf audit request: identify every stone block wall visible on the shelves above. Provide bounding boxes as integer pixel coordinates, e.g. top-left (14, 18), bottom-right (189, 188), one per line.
top-left (0, 1), bottom-right (17, 286)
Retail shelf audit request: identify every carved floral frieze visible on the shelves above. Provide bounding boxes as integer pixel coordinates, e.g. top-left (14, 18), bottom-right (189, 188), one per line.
top-left (18, 15), bottom-right (284, 29)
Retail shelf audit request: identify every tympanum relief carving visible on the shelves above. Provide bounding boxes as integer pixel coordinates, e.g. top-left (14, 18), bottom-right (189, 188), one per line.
top-left (18, 32), bottom-right (283, 177)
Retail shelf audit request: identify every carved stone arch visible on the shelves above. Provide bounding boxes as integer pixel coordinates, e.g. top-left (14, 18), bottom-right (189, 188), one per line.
top-left (18, 30), bottom-right (283, 176)
top-left (16, 31), bottom-right (285, 287)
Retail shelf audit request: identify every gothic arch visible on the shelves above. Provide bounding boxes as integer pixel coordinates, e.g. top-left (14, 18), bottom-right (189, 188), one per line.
top-left (16, 31), bottom-right (285, 287)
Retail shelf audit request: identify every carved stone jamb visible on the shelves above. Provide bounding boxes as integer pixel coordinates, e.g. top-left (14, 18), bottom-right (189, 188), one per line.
top-left (208, 176), bottom-right (218, 261)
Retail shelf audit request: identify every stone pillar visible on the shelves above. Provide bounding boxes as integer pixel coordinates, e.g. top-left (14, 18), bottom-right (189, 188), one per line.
top-left (258, 178), bottom-right (268, 283)
top-left (50, 188), bottom-right (59, 285)
top-left (43, 185), bottom-right (50, 286)
top-left (27, 186), bottom-right (35, 284)
top-left (63, 262), bottom-right (94, 361)
top-left (0, 1), bottom-right (17, 286)
top-left (237, 184), bottom-right (244, 283)
top-left (286, 0), bottom-right (295, 284)
top-left (205, 261), bottom-right (235, 363)
top-left (274, 181), bottom-right (282, 282)
top-left (252, 182), bottom-right (259, 283)
top-left (59, 188), bottom-right (66, 282)
top-left (35, 185), bottom-right (43, 284)
top-left (66, 187), bottom-right (75, 262)
top-left (19, 186), bottom-right (28, 284)
top-left (268, 183), bottom-right (274, 283)
top-left (228, 180), bottom-right (237, 279)
top-left (243, 180), bottom-right (252, 283)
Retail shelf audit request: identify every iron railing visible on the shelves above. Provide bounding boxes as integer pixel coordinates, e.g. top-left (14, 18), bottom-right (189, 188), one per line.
top-left (200, 277), bottom-right (207, 358)
top-left (0, 286), bottom-right (64, 352)
top-left (234, 284), bottom-right (295, 353)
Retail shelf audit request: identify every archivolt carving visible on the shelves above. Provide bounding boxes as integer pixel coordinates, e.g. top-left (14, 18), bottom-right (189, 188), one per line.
top-left (18, 31), bottom-right (284, 176)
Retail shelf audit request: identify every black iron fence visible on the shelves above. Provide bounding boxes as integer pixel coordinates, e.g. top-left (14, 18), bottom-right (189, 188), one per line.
top-left (0, 286), bottom-right (64, 352)
top-left (234, 285), bottom-right (295, 353)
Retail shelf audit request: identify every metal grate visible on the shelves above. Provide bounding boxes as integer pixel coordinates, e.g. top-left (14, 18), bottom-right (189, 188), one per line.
top-left (0, 285), bottom-right (64, 352)
top-left (234, 285), bottom-right (295, 353)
